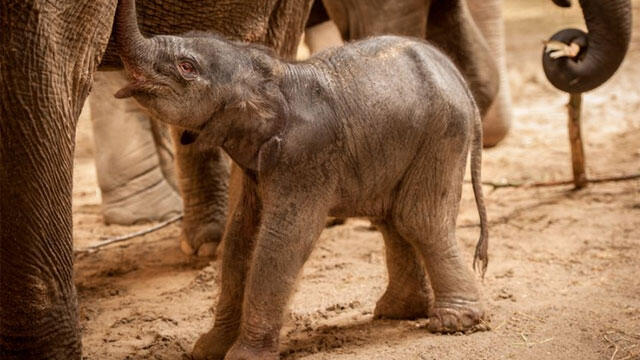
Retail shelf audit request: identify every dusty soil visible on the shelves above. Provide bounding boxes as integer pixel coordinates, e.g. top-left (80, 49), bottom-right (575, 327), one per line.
top-left (72, 1), bottom-right (640, 359)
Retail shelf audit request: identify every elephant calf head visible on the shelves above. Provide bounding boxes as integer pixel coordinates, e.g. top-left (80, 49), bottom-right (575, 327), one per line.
top-left (114, 0), bottom-right (284, 149)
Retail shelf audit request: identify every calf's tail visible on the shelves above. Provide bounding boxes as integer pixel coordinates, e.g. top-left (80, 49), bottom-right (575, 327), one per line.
top-left (470, 106), bottom-right (489, 278)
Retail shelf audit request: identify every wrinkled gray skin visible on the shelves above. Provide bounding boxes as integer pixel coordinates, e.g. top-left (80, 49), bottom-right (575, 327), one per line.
top-left (114, 0), bottom-right (490, 358)
top-left (0, 0), bottom-right (311, 358)
top-left (178, 0), bottom-right (503, 258)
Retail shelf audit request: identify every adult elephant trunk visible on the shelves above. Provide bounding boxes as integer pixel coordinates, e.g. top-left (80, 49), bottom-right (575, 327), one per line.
top-left (114, 0), bottom-right (155, 77)
top-left (543, 0), bottom-right (631, 93)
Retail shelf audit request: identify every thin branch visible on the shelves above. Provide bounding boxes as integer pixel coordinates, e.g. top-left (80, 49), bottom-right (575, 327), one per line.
top-left (75, 172), bottom-right (640, 254)
top-left (74, 214), bottom-right (183, 254)
top-left (459, 199), bottom-right (560, 229)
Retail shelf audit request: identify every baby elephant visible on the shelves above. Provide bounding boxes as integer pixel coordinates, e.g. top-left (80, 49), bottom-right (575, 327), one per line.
top-left (114, 0), bottom-right (489, 358)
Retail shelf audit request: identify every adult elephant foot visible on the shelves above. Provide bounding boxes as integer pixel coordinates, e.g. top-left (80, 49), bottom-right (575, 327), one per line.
top-left (179, 222), bottom-right (224, 257)
top-left (90, 71), bottom-right (182, 225)
top-left (173, 158), bottom-right (229, 257)
top-left (100, 180), bottom-right (182, 225)
top-left (171, 128), bottom-right (232, 257)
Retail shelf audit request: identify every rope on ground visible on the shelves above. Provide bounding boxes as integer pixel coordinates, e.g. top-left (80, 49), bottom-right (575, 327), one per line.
top-left (74, 214), bottom-right (183, 255)
top-left (75, 172), bottom-right (640, 254)
top-left (467, 173), bottom-right (640, 190)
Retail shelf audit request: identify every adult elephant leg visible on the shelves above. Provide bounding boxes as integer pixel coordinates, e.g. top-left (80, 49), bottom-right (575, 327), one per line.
top-left (467, 0), bottom-right (512, 147)
top-left (427, 0), bottom-right (500, 123)
top-left (0, 1), bottom-right (115, 358)
top-left (304, 0), bottom-right (343, 54)
top-left (90, 71), bottom-right (182, 225)
top-left (171, 127), bottom-right (230, 257)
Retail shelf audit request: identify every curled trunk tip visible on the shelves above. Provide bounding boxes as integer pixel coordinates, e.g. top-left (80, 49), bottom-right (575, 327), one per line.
top-left (542, 0), bottom-right (631, 93)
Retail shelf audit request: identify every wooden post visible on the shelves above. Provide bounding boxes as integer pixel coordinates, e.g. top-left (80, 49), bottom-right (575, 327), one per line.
top-left (567, 93), bottom-right (587, 189)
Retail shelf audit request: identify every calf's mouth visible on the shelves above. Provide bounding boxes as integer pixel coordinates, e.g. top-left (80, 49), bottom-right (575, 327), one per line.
top-left (180, 130), bottom-right (199, 145)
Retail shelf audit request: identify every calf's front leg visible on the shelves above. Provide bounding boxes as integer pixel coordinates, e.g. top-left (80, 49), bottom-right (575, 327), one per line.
top-left (192, 172), bottom-right (260, 360)
top-left (225, 192), bottom-right (329, 360)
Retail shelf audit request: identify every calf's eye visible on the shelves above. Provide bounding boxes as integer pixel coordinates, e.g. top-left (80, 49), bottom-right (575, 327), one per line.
top-left (178, 61), bottom-right (198, 78)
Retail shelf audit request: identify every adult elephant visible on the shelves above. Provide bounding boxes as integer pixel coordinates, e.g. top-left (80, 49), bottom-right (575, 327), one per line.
top-left (0, 0), bottom-right (312, 358)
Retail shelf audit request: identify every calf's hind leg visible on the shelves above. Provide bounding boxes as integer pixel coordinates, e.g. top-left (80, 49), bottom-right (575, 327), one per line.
top-left (373, 220), bottom-right (432, 319)
top-left (393, 147), bottom-right (485, 333)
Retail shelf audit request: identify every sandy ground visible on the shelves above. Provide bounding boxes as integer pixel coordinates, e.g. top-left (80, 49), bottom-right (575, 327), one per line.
top-left (72, 1), bottom-right (640, 359)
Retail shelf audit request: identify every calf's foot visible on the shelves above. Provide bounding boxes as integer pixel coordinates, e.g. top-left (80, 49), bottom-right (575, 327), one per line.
top-left (224, 341), bottom-right (278, 360)
top-left (427, 299), bottom-right (487, 333)
top-left (374, 221), bottom-right (431, 319)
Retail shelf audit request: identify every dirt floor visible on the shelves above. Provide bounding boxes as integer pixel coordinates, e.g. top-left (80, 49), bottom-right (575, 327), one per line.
top-left (72, 1), bottom-right (640, 359)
